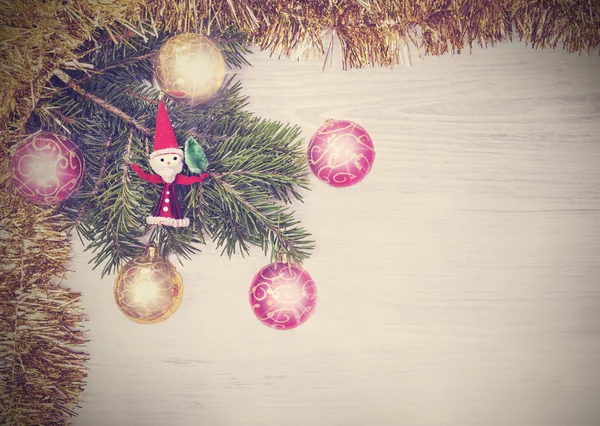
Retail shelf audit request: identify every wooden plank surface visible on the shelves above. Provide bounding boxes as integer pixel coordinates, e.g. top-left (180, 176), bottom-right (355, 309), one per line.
top-left (68, 40), bottom-right (600, 426)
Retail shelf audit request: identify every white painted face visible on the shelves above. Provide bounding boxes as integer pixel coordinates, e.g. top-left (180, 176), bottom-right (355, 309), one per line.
top-left (149, 153), bottom-right (184, 183)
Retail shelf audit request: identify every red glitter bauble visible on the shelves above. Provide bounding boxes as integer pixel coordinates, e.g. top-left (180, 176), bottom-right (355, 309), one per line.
top-left (249, 262), bottom-right (317, 330)
top-left (307, 119), bottom-right (376, 188)
top-left (9, 132), bottom-right (85, 205)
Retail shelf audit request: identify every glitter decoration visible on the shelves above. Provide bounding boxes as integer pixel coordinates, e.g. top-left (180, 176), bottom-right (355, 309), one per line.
top-left (0, 182), bottom-right (87, 425)
top-left (307, 119), bottom-right (376, 188)
top-left (154, 32), bottom-right (226, 105)
top-left (114, 244), bottom-right (183, 325)
top-left (9, 132), bottom-right (85, 205)
top-left (249, 262), bottom-right (317, 330)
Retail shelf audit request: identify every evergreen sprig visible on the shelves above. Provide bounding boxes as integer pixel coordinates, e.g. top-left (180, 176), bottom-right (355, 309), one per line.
top-left (190, 117), bottom-right (312, 262)
top-left (30, 28), bottom-right (313, 276)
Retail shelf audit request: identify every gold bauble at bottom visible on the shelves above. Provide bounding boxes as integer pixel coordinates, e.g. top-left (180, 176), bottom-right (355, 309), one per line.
top-left (114, 245), bottom-right (183, 324)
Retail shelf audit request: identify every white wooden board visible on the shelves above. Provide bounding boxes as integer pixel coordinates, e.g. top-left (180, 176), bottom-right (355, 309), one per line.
top-left (68, 39), bottom-right (600, 426)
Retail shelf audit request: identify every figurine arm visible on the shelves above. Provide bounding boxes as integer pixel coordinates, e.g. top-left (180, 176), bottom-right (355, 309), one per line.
top-left (174, 172), bottom-right (210, 186)
top-left (130, 164), bottom-right (163, 184)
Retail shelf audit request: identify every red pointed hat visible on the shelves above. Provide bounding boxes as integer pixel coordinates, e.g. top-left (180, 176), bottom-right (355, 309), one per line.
top-left (150, 100), bottom-right (184, 160)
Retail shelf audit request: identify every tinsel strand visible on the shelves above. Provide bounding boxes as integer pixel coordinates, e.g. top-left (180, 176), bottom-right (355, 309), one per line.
top-left (0, 180), bottom-right (88, 425)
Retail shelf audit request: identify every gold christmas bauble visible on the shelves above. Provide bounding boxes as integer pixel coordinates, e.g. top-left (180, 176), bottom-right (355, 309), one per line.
top-left (114, 244), bottom-right (183, 324)
top-left (155, 32), bottom-right (226, 105)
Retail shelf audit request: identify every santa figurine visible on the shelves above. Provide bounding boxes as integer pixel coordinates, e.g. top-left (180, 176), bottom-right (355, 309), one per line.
top-left (130, 100), bottom-right (209, 227)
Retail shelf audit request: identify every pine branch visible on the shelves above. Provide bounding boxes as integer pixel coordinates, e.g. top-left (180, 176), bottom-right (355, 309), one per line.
top-left (208, 176), bottom-right (313, 263)
top-left (210, 26), bottom-right (253, 68)
top-left (85, 131), bottom-right (150, 277)
top-left (66, 135), bottom-right (113, 232)
top-left (52, 69), bottom-right (152, 135)
top-left (205, 116), bottom-right (310, 202)
top-left (31, 29), bottom-right (313, 274)
top-left (148, 225), bottom-right (204, 262)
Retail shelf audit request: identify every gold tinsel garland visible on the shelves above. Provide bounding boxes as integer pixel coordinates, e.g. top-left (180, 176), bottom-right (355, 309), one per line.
top-left (0, 144), bottom-right (88, 425)
top-left (2, 0), bottom-right (600, 124)
top-left (0, 1), bottom-right (141, 424)
top-left (0, 0), bottom-right (598, 424)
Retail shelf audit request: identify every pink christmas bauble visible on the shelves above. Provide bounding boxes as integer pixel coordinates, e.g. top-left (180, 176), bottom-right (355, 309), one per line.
top-left (249, 262), bottom-right (317, 330)
top-left (307, 119), bottom-right (375, 188)
top-left (9, 132), bottom-right (85, 205)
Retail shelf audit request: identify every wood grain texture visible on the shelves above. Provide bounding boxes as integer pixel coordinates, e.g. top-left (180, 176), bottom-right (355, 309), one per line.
top-left (68, 40), bottom-right (600, 426)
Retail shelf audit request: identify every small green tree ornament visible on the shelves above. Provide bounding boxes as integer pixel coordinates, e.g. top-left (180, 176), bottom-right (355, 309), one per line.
top-left (184, 138), bottom-right (209, 174)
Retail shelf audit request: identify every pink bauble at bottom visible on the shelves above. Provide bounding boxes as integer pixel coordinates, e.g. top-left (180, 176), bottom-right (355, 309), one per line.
top-left (249, 262), bottom-right (317, 330)
top-left (307, 119), bottom-right (375, 188)
top-left (9, 132), bottom-right (85, 205)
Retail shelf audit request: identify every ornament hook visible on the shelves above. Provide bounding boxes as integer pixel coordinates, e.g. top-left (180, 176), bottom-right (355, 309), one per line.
top-left (147, 242), bottom-right (159, 258)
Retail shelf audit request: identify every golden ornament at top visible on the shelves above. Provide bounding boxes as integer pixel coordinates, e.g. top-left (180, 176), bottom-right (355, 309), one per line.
top-left (114, 244), bottom-right (183, 325)
top-left (155, 32), bottom-right (226, 105)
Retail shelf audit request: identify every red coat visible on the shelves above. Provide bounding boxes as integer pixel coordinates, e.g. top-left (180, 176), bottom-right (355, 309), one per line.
top-left (131, 164), bottom-right (209, 227)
